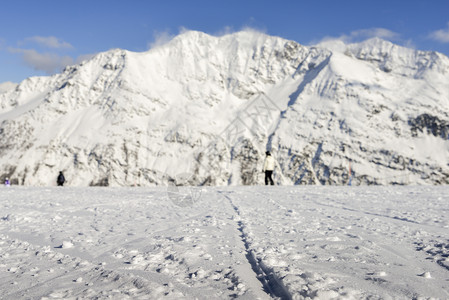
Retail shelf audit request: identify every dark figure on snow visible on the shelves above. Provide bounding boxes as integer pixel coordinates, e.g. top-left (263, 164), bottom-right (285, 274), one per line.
top-left (263, 151), bottom-right (275, 185)
top-left (57, 171), bottom-right (65, 186)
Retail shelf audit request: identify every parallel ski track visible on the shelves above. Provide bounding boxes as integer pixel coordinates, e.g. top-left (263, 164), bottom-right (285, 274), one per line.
top-left (219, 191), bottom-right (292, 300)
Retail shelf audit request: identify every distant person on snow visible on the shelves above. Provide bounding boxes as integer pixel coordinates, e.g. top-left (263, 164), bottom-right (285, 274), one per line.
top-left (263, 151), bottom-right (275, 185)
top-left (4, 178), bottom-right (10, 186)
top-left (57, 171), bottom-right (65, 186)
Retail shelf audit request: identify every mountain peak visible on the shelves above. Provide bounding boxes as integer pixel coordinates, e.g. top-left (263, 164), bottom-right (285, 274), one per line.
top-left (347, 37), bottom-right (408, 55)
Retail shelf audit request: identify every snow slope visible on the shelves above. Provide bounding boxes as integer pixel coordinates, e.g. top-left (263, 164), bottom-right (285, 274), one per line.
top-left (0, 186), bottom-right (448, 299)
top-left (0, 30), bottom-right (449, 186)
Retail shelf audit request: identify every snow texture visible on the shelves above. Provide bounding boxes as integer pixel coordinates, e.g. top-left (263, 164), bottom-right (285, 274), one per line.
top-left (1, 30), bottom-right (449, 187)
top-left (0, 186), bottom-right (448, 299)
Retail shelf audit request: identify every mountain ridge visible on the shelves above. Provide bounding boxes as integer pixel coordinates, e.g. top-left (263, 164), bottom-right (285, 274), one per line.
top-left (1, 30), bottom-right (448, 186)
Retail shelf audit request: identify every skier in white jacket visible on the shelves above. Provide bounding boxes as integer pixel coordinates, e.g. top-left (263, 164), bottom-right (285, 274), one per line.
top-left (262, 151), bottom-right (275, 185)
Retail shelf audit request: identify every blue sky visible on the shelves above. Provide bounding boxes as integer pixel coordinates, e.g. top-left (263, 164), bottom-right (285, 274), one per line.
top-left (1, 0), bottom-right (449, 83)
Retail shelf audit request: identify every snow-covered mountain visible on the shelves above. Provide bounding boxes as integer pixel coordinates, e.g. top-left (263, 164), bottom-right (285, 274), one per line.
top-left (1, 30), bottom-right (449, 186)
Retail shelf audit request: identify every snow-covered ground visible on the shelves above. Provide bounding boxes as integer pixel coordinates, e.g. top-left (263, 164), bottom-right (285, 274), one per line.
top-left (0, 185), bottom-right (448, 299)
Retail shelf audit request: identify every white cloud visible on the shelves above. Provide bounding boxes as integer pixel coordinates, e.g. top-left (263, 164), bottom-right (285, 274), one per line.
top-left (22, 36), bottom-right (73, 49)
top-left (429, 22), bottom-right (449, 43)
top-left (348, 28), bottom-right (399, 41)
top-left (178, 26), bottom-right (190, 35)
top-left (214, 24), bottom-right (267, 37)
top-left (239, 26), bottom-right (268, 37)
top-left (147, 26), bottom-right (270, 50)
top-left (7, 36), bottom-right (98, 75)
top-left (313, 27), bottom-right (400, 45)
top-left (8, 36), bottom-right (75, 74)
top-left (9, 48), bottom-right (74, 74)
top-left (214, 26), bottom-right (234, 37)
top-left (148, 30), bottom-right (176, 49)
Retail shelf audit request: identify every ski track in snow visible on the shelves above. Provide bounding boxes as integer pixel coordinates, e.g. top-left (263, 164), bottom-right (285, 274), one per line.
top-left (0, 186), bottom-right (448, 299)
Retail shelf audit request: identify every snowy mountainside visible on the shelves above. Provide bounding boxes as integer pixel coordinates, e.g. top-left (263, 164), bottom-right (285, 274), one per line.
top-left (0, 30), bottom-right (448, 186)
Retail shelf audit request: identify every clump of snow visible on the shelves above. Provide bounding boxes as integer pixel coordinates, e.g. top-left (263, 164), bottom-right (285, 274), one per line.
top-left (60, 241), bottom-right (74, 249)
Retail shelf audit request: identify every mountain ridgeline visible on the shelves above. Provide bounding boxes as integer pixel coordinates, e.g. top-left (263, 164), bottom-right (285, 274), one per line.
top-left (1, 31), bottom-right (448, 186)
